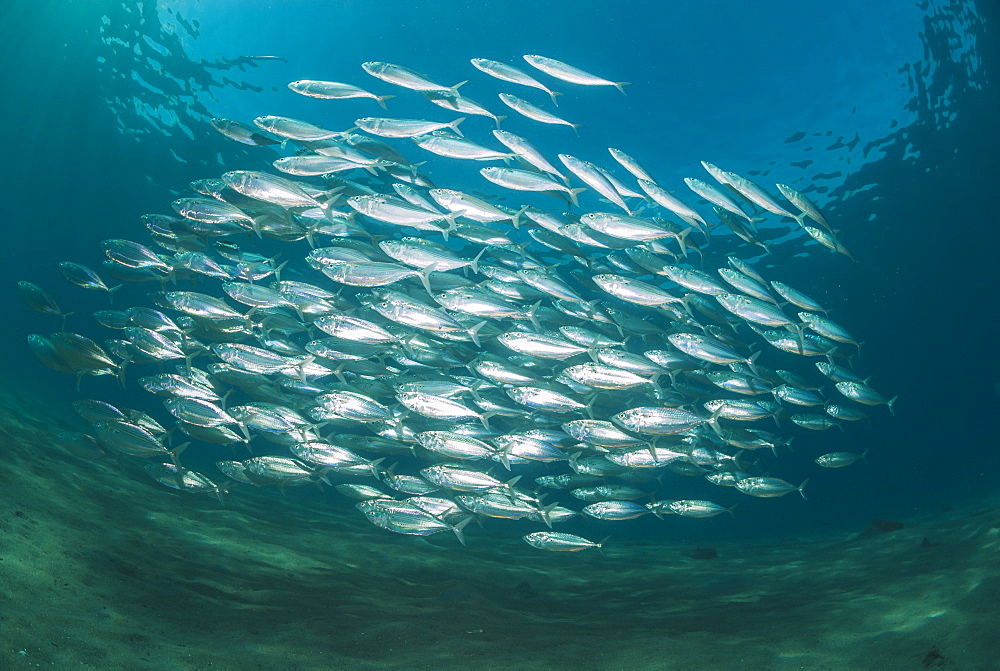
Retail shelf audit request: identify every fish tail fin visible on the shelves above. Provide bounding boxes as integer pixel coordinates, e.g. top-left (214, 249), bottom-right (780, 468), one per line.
top-left (169, 442), bottom-right (190, 464)
top-left (568, 187), bottom-right (586, 207)
top-left (366, 457), bottom-right (385, 480)
top-left (315, 467), bottom-right (333, 487)
top-left (497, 446), bottom-right (511, 472)
top-left (792, 323), bottom-right (807, 355)
top-left (467, 320), bottom-right (486, 348)
top-left (303, 223), bottom-right (318, 249)
top-left (449, 116), bottom-right (467, 138)
top-left (376, 94), bottom-right (395, 110)
top-left (469, 247), bottom-right (487, 275)
top-left (382, 462), bottom-right (397, 484)
top-left (614, 81), bottom-right (631, 95)
top-left (861, 448), bottom-right (870, 464)
top-left (247, 215), bottom-right (264, 238)
top-left (707, 407), bottom-right (724, 437)
top-left (549, 90), bottom-right (564, 106)
top-left (296, 355), bottom-right (315, 384)
top-left (678, 293), bottom-right (695, 318)
top-left (645, 440), bottom-right (658, 460)
top-left (493, 115), bottom-right (507, 130)
top-left (273, 260), bottom-right (288, 283)
top-left (450, 80), bottom-right (468, 97)
top-left (726, 503), bottom-right (739, 519)
top-left (442, 213), bottom-right (461, 241)
top-left (107, 285), bottom-right (123, 305)
top-left (418, 263), bottom-right (438, 296)
top-left (798, 478), bottom-right (810, 500)
top-left (887, 394), bottom-right (898, 416)
top-left (824, 345), bottom-right (839, 366)
top-left (512, 205), bottom-right (530, 230)
top-left (596, 535), bottom-right (612, 558)
top-left (332, 362), bottom-right (348, 385)
top-left (675, 227), bottom-right (692, 258)
top-left (503, 474), bottom-right (522, 499)
top-left (540, 502), bottom-right (559, 528)
top-left (732, 449), bottom-right (746, 468)
top-left (526, 300), bottom-right (542, 331)
top-left (570, 123), bottom-right (582, 137)
top-left (451, 516), bottom-right (473, 546)
top-left (112, 359), bottom-right (128, 389)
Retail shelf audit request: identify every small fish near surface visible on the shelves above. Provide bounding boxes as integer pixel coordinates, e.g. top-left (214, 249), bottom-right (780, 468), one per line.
top-left (20, 48), bottom-right (893, 559)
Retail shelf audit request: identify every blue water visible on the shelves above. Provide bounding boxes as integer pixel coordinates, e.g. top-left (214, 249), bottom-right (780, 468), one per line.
top-left (1, 0), bottom-right (996, 550)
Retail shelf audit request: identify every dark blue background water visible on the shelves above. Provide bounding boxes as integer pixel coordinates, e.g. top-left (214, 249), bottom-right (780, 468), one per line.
top-left (1, 0), bottom-right (996, 545)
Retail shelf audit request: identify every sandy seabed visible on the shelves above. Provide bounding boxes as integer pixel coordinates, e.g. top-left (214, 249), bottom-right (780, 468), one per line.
top-left (0, 381), bottom-right (996, 671)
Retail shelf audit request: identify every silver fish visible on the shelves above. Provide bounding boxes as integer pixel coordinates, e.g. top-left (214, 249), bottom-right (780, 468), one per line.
top-left (523, 531), bottom-right (607, 553)
top-left (523, 54), bottom-right (628, 94)
top-left (492, 131), bottom-right (564, 177)
top-left (669, 500), bottom-right (736, 519)
top-left (612, 407), bottom-right (707, 435)
top-left (498, 93), bottom-right (580, 132)
top-left (735, 476), bottom-right (809, 500)
top-left (210, 117), bottom-right (280, 146)
top-left (771, 281), bottom-right (826, 313)
top-left (355, 116), bottom-right (466, 138)
top-left (583, 501), bottom-right (649, 520)
top-left (287, 80), bottom-right (393, 108)
top-left (815, 450), bottom-right (868, 468)
top-left (559, 155), bottom-right (631, 214)
top-left (253, 115), bottom-right (346, 141)
top-left (777, 183), bottom-right (831, 231)
top-left (684, 177), bottom-right (753, 222)
top-left (470, 58), bottom-right (562, 105)
top-left (414, 133), bottom-right (511, 162)
top-left (361, 61), bottom-right (466, 96)
top-left (480, 166), bottom-right (583, 204)
top-left (580, 212), bottom-right (674, 242)
top-left (835, 381), bottom-right (897, 415)
top-left (357, 499), bottom-right (471, 545)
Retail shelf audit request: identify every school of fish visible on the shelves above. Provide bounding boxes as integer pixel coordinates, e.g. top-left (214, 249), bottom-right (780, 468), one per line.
top-left (20, 54), bottom-right (896, 554)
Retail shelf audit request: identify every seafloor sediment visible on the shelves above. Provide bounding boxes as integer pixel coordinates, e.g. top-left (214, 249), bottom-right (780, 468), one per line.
top-left (0, 381), bottom-right (995, 670)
